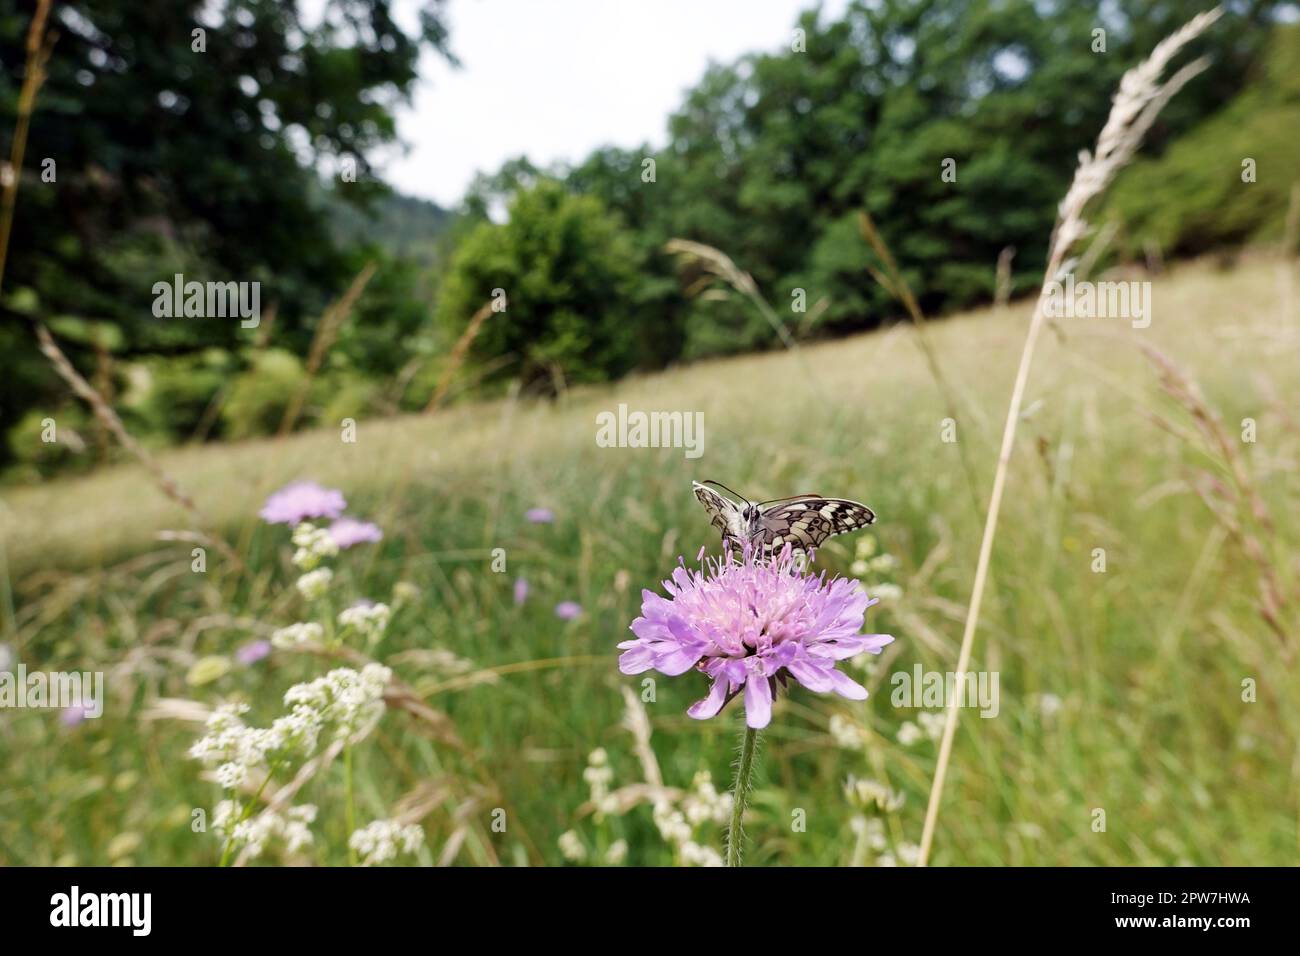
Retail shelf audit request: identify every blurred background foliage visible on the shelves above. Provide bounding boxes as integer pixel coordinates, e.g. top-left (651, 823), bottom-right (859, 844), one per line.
top-left (2, 0), bottom-right (1297, 480)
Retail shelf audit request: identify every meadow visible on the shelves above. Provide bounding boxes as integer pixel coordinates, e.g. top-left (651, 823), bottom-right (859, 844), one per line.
top-left (1, 250), bottom-right (1296, 866)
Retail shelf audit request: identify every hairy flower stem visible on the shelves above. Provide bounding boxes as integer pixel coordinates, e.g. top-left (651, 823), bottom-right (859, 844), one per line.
top-left (726, 725), bottom-right (759, 866)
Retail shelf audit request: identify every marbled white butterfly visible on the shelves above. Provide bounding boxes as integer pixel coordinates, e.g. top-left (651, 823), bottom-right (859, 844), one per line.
top-left (692, 480), bottom-right (876, 556)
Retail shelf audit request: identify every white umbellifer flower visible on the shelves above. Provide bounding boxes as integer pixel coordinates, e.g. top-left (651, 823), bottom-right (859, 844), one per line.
top-left (295, 568), bottom-right (333, 600)
top-left (896, 842), bottom-right (921, 867)
top-left (291, 523), bottom-right (339, 570)
top-left (283, 664), bottom-right (390, 745)
top-left (869, 554), bottom-right (899, 572)
top-left (337, 602), bottom-right (391, 643)
top-left (588, 747), bottom-right (608, 767)
top-left (215, 761), bottom-right (248, 789)
top-left (213, 802), bottom-right (318, 860)
top-left (558, 829), bottom-right (587, 862)
top-left (849, 814), bottom-right (888, 852)
top-left (605, 839), bottom-right (628, 865)
top-left (917, 710), bottom-right (945, 741)
top-left (829, 713), bottom-right (865, 750)
top-left (850, 559), bottom-right (870, 577)
top-left (680, 841), bottom-right (723, 867)
top-left (877, 852), bottom-right (899, 867)
top-left (349, 820), bottom-right (424, 866)
top-left (271, 621), bottom-right (325, 649)
top-left (897, 721), bottom-right (923, 746)
top-left (873, 582), bottom-right (904, 602)
top-left (845, 775), bottom-right (905, 813)
top-left (652, 802), bottom-right (692, 846)
top-left (1037, 692), bottom-right (1063, 718)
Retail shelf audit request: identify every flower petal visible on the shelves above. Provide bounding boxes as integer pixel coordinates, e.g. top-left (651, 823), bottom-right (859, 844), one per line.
top-left (744, 677), bottom-right (773, 729)
top-left (687, 678), bottom-right (730, 720)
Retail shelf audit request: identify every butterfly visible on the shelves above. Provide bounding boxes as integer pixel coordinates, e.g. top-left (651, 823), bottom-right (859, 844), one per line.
top-left (692, 480), bottom-right (876, 557)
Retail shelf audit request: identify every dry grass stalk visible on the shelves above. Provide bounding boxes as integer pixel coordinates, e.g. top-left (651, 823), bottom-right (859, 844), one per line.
top-left (277, 261), bottom-right (377, 436)
top-left (1140, 343), bottom-right (1289, 648)
top-left (666, 238), bottom-right (799, 350)
top-left (0, 0), bottom-right (54, 286)
top-left (424, 298), bottom-right (496, 413)
top-left (916, 5), bottom-right (1224, 866)
top-left (858, 209), bottom-right (987, 518)
top-left (994, 246), bottom-right (1016, 307)
top-left (34, 323), bottom-right (247, 574)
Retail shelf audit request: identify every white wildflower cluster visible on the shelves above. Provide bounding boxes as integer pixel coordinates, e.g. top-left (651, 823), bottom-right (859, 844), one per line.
top-left (283, 664), bottom-right (391, 744)
top-left (829, 713), bottom-right (869, 750)
top-left (604, 838), bottom-right (628, 865)
top-left (877, 842), bottom-right (922, 867)
top-left (849, 536), bottom-right (904, 603)
top-left (270, 621), bottom-right (324, 650)
top-left (584, 748), bottom-right (617, 820)
top-left (295, 567), bottom-right (333, 601)
top-left (337, 602), bottom-right (390, 644)
top-left (652, 770), bottom-right (730, 867)
top-left (845, 774), bottom-right (905, 814)
top-left (348, 819), bottom-right (424, 866)
top-left (213, 801), bottom-right (317, 860)
top-left (850, 814), bottom-right (888, 852)
top-left (898, 710), bottom-right (946, 747)
top-left (189, 699), bottom-right (321, 785)
top-left (558, 829), bottom-right (587, 862)
top-left (291, 522), bottom-right (338, 571)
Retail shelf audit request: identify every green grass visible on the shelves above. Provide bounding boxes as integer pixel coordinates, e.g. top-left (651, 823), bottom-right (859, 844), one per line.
top-left (1, 253), bottom-right (1297, 866)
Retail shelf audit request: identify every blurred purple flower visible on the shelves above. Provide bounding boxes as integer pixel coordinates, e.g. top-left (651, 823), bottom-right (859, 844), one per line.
top-left (259, 481), bottom-right (346, 525)
top-left (328, 517), bottom-right (383, 549)
top-left (554, 601), bottom-right (582, 621)
top-left (514, 577), bottom-right (529, 606)
top-left (526, 508), bottom-right (555, 524)
top-left (60, 704), bottom-right (90, 727)
top-left (236, 640), bottom-right (272, 665)
top-left (619, 546), bottom-right (893, 729)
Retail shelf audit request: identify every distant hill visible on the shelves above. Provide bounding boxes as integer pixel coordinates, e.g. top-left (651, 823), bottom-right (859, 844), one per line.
top-left (319, 183), bottom-right (455, 260)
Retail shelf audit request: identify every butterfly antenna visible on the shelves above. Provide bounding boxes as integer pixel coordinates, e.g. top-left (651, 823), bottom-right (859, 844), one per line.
top-left (700, 479), bottom-right (751, 505)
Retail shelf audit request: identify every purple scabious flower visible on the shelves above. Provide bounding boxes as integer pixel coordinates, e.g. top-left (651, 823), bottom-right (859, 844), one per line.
top-left (619, 546), bottom-right (893, 729)
top-left (259, 481), bottom-right (346, 525)
top-left (236, 640), bottom-right (272, 665)
top-left (513, 577), bottom-right (529, 606)
top-left (525, 508), bottom-right (555, 524)
top-left (554, 600), bottom-right (582, 620)
top-left (328, 517), bottom-right (383, 549)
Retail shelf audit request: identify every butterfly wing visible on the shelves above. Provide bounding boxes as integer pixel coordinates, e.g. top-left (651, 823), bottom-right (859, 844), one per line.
top-left (692, 481), bottom-right (748, 550)
top-left (756, 497), bottom-right (876, 554)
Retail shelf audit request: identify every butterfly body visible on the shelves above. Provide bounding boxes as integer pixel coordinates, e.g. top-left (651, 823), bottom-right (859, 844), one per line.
top-left (692, 481), bottom-right (875, 556)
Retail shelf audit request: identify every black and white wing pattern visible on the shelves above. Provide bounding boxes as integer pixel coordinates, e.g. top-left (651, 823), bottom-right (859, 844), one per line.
top-left (756, 497), bottom-right (875, 554)
top-left (693, 481), bottom-right (875, 557)
top-left (692, 481), bottom-right (748, 551)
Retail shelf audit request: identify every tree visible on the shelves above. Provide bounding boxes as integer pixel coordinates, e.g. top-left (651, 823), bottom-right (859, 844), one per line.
top-left (437, 180), bottom-right (643, 392)
top-left (0, 0), bottom-right (452, 460)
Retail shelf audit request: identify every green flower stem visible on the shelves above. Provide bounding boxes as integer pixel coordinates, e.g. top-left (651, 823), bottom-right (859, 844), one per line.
top-left (726, 724), bottom-right (759, 867)
top-left (345, 741), bottom-right (357, 866)
top-left (218, 759), bottom-right (282, 867)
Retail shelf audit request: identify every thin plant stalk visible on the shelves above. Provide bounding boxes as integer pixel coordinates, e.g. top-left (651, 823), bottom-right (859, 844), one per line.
top-left (345, 742), bottom-right (358, 866)
top-left (916, 5), bottom-right (1223, 866)
top-left (726, 725), bottom-right (759, 867)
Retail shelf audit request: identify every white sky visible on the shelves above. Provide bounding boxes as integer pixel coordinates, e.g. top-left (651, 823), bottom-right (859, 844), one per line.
top-left (383, 0), bottom-right (852, 207)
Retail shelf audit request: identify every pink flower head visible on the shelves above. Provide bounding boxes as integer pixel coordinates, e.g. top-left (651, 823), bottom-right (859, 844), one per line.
top-left (554, 600), bottom-right (582, 620)
top-left (328, 517), bottom-right (383, 549)
top-left (619, 546), bottom-right (893, 729)
top-left (236, 640), bottom-right (272, 665)
top-left (259, 481), bottom-right (346, 525)
top-left (514, 577), bottom-right (529, 606)
top-left (526, 508), bottom-right (555, 524)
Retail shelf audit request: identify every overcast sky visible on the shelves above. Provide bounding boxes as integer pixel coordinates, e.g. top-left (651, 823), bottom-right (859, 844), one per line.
top-left (382, 0), bottom-right (852, 207)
